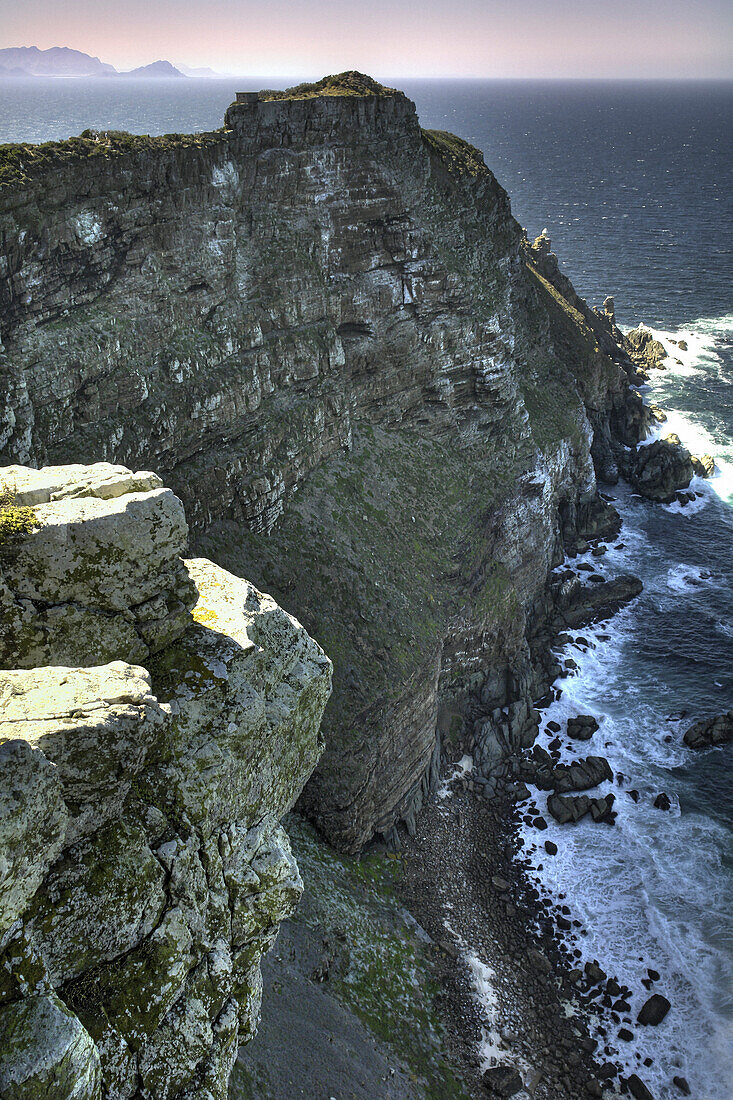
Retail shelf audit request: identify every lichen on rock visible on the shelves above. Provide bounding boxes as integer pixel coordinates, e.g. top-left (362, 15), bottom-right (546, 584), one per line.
top-left (0, 462), bottom-right (331, 1100)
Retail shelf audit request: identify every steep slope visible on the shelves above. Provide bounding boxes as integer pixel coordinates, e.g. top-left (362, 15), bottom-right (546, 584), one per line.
top-left (0, 73), bottom-right (646, 852)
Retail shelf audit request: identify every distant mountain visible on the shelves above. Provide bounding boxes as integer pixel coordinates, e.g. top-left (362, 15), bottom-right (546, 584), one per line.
top-left (0, 46), bottom-right (116, 77)
top-left (177, 64), bottom-right (226, 79)
top-left (120, 60), bottom-right (186, 78)
top-left (0, 47), bottom-right (187, 79)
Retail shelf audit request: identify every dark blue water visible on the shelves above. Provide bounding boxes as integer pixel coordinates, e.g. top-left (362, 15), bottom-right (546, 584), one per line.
top-left (2, 77), bottom-right (732, 1098)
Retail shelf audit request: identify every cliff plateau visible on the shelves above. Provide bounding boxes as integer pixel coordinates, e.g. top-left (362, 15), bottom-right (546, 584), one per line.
top-left (0, 462), bottom-right (332, 1099)
top-left (0, 73), bottom-right (648, 854)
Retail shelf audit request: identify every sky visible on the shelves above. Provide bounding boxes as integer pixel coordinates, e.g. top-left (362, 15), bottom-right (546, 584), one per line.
top-left (2, 0), bottom-right (732, 79)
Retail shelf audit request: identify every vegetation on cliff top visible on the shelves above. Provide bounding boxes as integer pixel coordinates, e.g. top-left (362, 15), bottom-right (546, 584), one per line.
top-left (422, 128), bottom-right (489, 178)
top-left (259, 70), bottom-right (396, 101)
top-left (0, 129), bottom-right (222, 189)
top-left (0, 485), bottom-right (38, 547)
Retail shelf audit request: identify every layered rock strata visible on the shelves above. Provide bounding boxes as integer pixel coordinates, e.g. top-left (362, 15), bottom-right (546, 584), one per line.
top-left (0, 462), bottom-right (332, 1099)
top-left (0, 73), bottom-right (648, 852)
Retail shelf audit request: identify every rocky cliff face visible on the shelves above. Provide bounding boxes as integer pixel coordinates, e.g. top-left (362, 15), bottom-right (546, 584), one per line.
top-left (0, 74), bottom-right (646, 852)
top-left (0, 462), bottom-right (332, 1099)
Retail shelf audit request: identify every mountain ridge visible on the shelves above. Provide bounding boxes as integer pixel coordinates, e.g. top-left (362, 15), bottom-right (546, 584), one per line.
top-left (0, 45), bottom-right (187, 78)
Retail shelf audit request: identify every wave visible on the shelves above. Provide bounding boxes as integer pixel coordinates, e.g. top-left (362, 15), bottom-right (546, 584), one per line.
top-left (628, 314), bottom-right (733, 506)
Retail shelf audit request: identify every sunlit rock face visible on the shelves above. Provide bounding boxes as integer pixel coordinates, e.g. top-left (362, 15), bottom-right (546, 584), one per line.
top-left (0, 74), bottom-right (646, 853)
top-left (0, 462), bottom-right (331, 1100)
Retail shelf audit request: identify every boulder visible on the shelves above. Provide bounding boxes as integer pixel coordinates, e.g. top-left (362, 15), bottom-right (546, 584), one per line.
top-left (626, 327), bottom-right (668, 371)
top-left (482, 1064), bottom-right (524, 1096)
top-left (637, 993), bottom-right (671, 1025)
top-left (623, 436), bottom-right (694, 502)
top-left (690, 453), bottom-right (715, 478)
top-left (0, 993), bottom-right (101, 1099)
top-left (627, 1074), bottom-right (655, 1100)
top-left (0, 463), bottom-right (197, 669)
top-left (548, 792), bottom-right (616, 825)
top-left (567, 715), bottom-right (599, 741)
top-left (555, 574), bottom-right (643, 628)
top-left (0, 463), bottom-right (332, 1100)
top-left (684, 711), bottom-right (733, 750)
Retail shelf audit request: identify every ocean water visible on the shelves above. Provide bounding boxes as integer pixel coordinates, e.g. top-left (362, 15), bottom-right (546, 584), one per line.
top-left (1, 77), bottom-right (731, 1098)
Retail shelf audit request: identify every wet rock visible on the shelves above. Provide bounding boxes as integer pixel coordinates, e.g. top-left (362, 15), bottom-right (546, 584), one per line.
top-left (552, 755), bottom-right (613, 793)
top-left (618, 1027), bottom-right (634, 1041)
top-left (672, 1076), bottom-right (691, 1095)
top-left (482, 1064), bottom-right (524, 1096)
top-left (683, 711), bottom-right (733, 750)
top-left (653, 793), bottom-right (671, 811)
top-left (548, 794), bottom-right (591, 824)
top-left (622, 435), bottom-right (695, 503)
top-left (627, 1073), bottom-right (655, 1100)
top-left (544, 840), bottom-right (558, 856)
top-left (690, 453), bottom-right (715, 477)
top-left (626, 327), bottom-right (668, 372)
top-left (637, 993), bottom-right (671, 1025)
top-left (585, 961), bottom-right (607, 985)
top-left (567, 715), bottom-right (599, 741)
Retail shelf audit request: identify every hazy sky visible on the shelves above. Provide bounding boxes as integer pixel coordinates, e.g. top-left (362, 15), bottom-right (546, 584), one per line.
top-left (3, 0), bottom-right (732, 79)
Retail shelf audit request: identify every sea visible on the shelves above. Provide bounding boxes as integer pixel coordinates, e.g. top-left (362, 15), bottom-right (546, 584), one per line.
top-left (1, 76), bottom-right (731, 1100)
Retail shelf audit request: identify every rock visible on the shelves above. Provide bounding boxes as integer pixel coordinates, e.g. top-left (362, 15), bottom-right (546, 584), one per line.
top-left (0, 462), bottom-right (332, 1100)
top-left (0, 993), bottom-right (101, 1099)
top-left (585, 1081), bottom-right (603, 1098)
top-left (555, 574), bottom-right (643, 628)
top-left (0, 740), bottom-right (68, 937)
top-left (585, 961), bottom-right (607, 984)
top-left (677, 339), bottom-right (688, 352)
top-left (544, 840), bottom-right (558, 855)
top-left (622, 436), bottom-right (695, 503)
top-left (551, 755), bottom-right (613, 793)
top-left (547, 791), bottom-right (615, 825)
top-left (548, 794), bottom-right (590, 824)
top-left (627, 1073), bottom-right (655, 1100)
top-left (690, 453), bottom-right (715, 477)
top-left (482, 1064), bottom-right (524, 1096)
top-left (637, 993), bottom-right (671, 1025)
top-left (653, 793), bottom-right (671, 811)
top-left (626, 327), bottom-right (668, 371)
top-left (527, 948), bottom-right (552, 974)
top-left (567, 715), bottom-right (599, 740)
top-left (0, 463), bottom-right (197, 669)
top-left (618, 1027), bottom-right (634, 1041)
top-left (672, 1076), bottom-right (691, 1095)
top-left (684, 711), bottom-right (733, 750)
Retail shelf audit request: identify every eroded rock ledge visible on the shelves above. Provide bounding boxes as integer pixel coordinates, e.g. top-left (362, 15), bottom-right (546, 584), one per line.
top-left (0, 462), bottom-right (332, 1100)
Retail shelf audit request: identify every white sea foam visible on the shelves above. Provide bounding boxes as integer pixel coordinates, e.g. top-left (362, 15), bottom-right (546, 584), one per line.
top-left (630, 315), bottom-right (733, 505)
top-left (519, 533), bottom-right (733, 1099)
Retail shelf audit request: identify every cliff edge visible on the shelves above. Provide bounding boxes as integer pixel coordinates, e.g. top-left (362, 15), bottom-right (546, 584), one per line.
top-left (0, 462), bottom-right (332, 1099)
top-left (0, 73), bottom-right (647, 852)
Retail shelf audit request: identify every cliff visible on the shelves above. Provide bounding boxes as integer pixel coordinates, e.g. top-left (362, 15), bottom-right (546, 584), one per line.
top-left (0, 462), bottom-right (332, 1099)
top-left (0, 72), bottom-right (647, 852)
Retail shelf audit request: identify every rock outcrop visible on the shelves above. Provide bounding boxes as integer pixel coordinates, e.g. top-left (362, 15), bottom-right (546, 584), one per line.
top-left (621, 434), bottom-right (695, 502)
top-left (683, 711), bottom-right (733, 749)
top-left (0, 462), bottom-right (332, 1099)
top-left (0, 73), bottom-right (648, 852)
